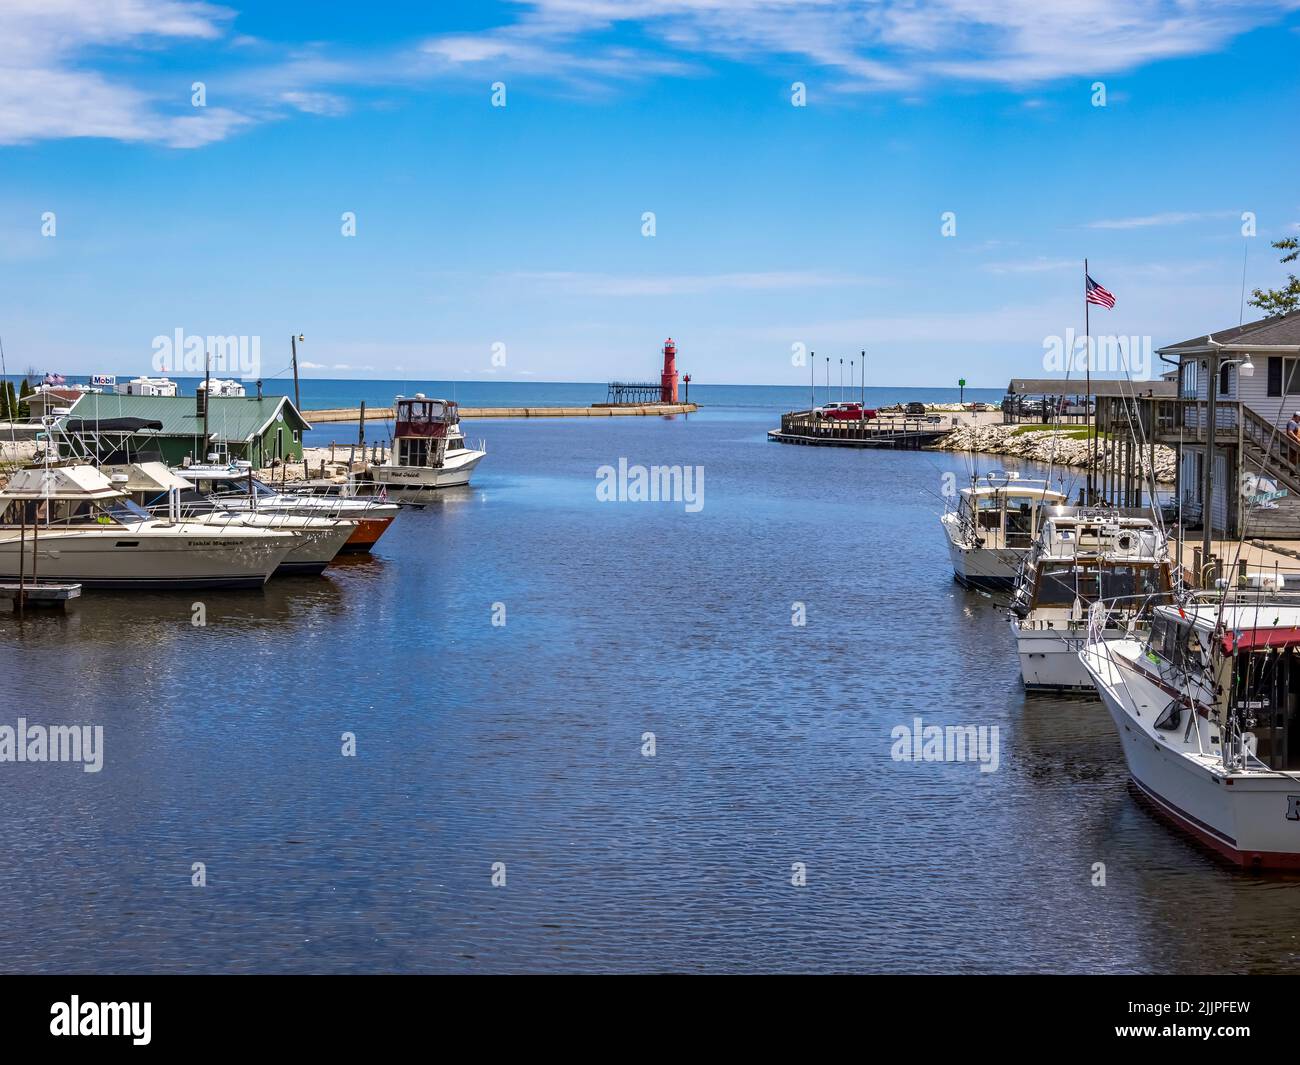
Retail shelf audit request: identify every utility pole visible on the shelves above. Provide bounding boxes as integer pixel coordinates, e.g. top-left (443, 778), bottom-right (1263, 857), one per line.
top-left (291, 334), bottom-right (304, 411)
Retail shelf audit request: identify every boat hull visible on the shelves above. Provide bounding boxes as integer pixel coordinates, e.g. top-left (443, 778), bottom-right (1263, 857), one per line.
top-left (940, 516), bottom-right (1022, 590)
top-left (337, 516), bottom-right (393, 553)
top-left (1083, 643), bottom-right (1300, 869)
top-left (1013, 619), bottom-right (1108, 694)
top-left (370, 449), bottom-right (485, 494)
top-left (0, 528), bottom-right (291, 590)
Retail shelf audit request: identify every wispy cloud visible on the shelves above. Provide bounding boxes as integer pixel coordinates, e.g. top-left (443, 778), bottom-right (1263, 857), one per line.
top-left (506, 270), bottom-right (880, 296)
top-left (1087, 210), bottom-right (1237, 230)
top-left (0, 0), bottom-right (250, 147)
top-left (981, 257), bottom-right (1076, 275)
top-left (3, 1), bottom-right (1297, 147)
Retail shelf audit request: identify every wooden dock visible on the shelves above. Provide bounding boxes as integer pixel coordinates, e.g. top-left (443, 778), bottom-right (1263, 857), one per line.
top-left (0, 582), bottom-right (82, 611)
top-left (768, 411), bottom-right (953, 450)
top-left (305, 403), bottom-right (698, 423)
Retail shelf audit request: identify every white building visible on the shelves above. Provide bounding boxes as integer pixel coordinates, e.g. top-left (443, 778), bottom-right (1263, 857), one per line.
top-left (197, 378), bottom-right (247, 397)
top-left (1158, 310), bottom-right (1300, 538)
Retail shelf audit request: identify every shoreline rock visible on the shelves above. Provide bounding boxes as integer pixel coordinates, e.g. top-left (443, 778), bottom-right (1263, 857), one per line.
top-left (933, 424), bottom-right (1175, 484)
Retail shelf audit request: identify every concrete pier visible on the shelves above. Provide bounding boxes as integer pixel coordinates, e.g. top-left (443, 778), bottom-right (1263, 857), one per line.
top-left (304, 403), bottom-right (697, 423)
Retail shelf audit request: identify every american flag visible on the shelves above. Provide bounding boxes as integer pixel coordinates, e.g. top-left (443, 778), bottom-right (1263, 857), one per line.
top-left (42, 372), bottom-right (66, 386)
top-left (1085, 274), bottom-right (1116, 309)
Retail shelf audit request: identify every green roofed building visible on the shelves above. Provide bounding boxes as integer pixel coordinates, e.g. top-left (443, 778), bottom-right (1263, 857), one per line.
top-left (55, 392), bottom-right (312, 467)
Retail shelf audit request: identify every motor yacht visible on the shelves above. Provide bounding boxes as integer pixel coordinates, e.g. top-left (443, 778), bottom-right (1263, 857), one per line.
top-left (176, 463), bottom-right (398, 554)
top-left (1080, 586), bottom-right (1300, 869)
top-left (1009, 509), bottom-right (1174, 693)
top-left (0, 464), bottom-right (294, 589)
top-left (367, 395), bottom-right (485, 499)
top-left (939, 472), bottom-right (1068, 591)
top-left (113, 462), bottom-right (358, 576)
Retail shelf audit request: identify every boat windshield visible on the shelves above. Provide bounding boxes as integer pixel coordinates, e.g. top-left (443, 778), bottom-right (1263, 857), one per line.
top-left (1035, 563), bottom-right (1164, 606)
top-left (99, 498), bottom-right (152, 523)
top-left (0, 496), bottom-right (149, 526)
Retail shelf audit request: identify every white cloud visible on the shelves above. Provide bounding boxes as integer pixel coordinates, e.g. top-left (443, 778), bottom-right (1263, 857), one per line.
top-left (4, 1), bottom-right (1296, 147)
top-left (280, 90), bottom-right (348, 116)
top-left (425, 0), bottom-right (1300, 91)
top-left (506, 269), bottom-right (880, 296)
top-left (0, 0), bottom-right (247, 146)
top-left (1087, 210), bottom-right (1237, 230)
top-left (982, 257), bottom-right (1075, 275)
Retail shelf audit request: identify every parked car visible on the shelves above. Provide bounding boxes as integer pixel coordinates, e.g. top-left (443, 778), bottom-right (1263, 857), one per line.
top-left (814, 402), bottom-right (877, 421)
top-left (904, 401), bottom-right (927, 417)
top-left (970, 402), bottom-right (990, 412)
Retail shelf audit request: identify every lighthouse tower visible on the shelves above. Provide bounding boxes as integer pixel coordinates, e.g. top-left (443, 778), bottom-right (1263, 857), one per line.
top-left (660, 338), bottom-right (679, 403)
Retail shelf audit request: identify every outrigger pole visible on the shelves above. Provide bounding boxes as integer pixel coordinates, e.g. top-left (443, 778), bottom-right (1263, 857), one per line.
top-left (1085, 258), bottom-right (1094, 504)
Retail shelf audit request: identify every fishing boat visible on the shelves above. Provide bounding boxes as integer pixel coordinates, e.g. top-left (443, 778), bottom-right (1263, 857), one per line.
top-left (367, 395), bottom-right (485, 499)
top-left (1009, 509), bottom-right (1174, 693)
top-left (0, 465), bottom-right (294, 589)
top-left (939, 472), bottom-right (1068, 591)
top-left (175, 463), bottom-right (399, 554)
top-left (112, 462), bottom-right (358, 576)
top-left (1080, 586), bottom-right (1300, 869)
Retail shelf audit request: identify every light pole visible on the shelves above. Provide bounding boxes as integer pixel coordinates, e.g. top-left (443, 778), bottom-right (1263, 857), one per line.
top-left (290, 334), bottom-right (305, 411)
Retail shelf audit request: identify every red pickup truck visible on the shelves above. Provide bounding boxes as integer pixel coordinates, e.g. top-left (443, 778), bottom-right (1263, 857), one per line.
top-left (815, 402), bottom-right (878, 421)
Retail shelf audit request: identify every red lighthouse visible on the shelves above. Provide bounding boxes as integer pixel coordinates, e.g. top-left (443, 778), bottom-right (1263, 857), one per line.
top-left (660, 338), bottom-right (679, 403)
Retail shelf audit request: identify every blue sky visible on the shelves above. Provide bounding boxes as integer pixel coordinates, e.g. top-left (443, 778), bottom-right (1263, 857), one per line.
top-left (1, 0), bottom-right (1298, 387)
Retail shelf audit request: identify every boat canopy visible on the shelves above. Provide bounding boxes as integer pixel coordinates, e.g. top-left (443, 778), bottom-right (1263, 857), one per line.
top-left (0, 465), bottom-right (123, 500)
top-left (61, 417), bottom-right (164, 434)
top-left (1224, 628), bottom-right (1300, 653)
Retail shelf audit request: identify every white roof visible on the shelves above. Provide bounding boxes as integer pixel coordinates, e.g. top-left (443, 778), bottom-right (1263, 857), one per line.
top-left (961, 484), bottom-right (1066, 501)
top-left (1, 464), bottom-right (122, 499)
top-left (105, 462), bottom-right (194, 493)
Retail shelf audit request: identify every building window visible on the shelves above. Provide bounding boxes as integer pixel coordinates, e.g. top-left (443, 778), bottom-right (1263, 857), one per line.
top-left (1181, 359), bottom-right (1198, 398)
top-left (1267, 357), bottom-right (1300, 397)
top-left (1219, 363), bottom-right (1232, 397)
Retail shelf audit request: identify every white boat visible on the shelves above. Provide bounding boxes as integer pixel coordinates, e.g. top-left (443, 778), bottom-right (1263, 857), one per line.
top-left (939, 472), bottom-right (1068, 591)
top-left (112, 462), bottom-right (358, 576)
top-left (1080, 589), bottom-right (1300, 869)
top-left (0, 465), bottom-right (295, 589)
top-left (175, 463), bottom-right (400, 555)
top-left (1009, 509), bottom-right (1174, 693)
top-left (368, 395), bottom-right (485, 499)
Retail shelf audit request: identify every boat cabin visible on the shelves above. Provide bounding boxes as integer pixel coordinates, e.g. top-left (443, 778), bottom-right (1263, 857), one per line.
top-left (391, 394), bottom-right (465, 468)
top-left (954, 475), bottom-right (1068, 550)
top-left (0, 465), bottom-right (150, 528)
top-left (1014, 512), bottom-right (1172, 616)
top-left (1147, 601), bottom-right (1300, 772)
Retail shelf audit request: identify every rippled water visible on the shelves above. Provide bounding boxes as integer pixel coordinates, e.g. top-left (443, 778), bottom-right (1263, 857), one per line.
top-left (4, 405), bottom-right (1300, 974)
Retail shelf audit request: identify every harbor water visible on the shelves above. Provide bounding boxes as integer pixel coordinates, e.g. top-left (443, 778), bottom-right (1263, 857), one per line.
top-left (4, 392), bottom-right (1300, 973)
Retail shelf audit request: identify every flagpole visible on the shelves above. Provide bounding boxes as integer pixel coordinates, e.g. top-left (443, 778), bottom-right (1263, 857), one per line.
top-left (1085, 258), bottom-right (1093, 503)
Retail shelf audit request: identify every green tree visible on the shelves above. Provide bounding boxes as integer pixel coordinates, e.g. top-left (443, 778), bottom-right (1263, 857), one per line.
top-left (4, 381), bottom-right (15, 421)
top-left (0, 380), bottom-right (9, 421)
top-left (1248, 237), bottom-right (1300, 317)
top-left (16, 378), bottom-right (32, 420)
